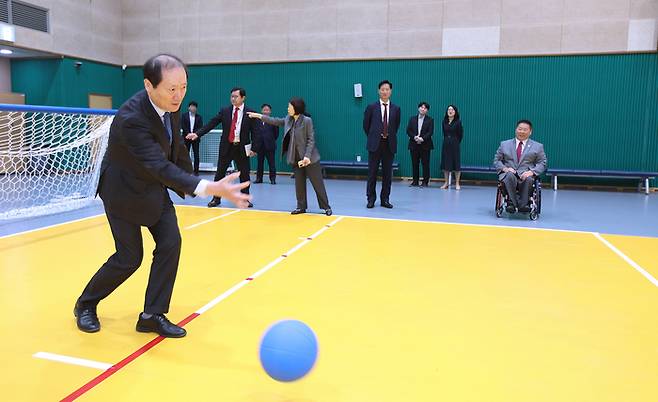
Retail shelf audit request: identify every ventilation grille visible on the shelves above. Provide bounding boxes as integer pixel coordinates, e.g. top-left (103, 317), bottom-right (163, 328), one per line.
top-left (0, 0), bottom-right (8, 23)
top-left (10, 1), bottom-right (48, 33)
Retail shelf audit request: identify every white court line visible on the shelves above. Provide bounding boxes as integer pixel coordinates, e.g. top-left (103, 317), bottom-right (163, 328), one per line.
top-left (593, 233), bottom-right (658, 288)
top-left (184, 209), bottom-right (240, 230)
top-left (195, 280), bottom-right (251, 315)
top-left (176, 204), bottom-right (596, 235)
top-left (195, 216), bottom-right (344, 315)
top-left (0, 213), bottom-right (105, 240)
top-left (33, 352), bottom-right (112, 371)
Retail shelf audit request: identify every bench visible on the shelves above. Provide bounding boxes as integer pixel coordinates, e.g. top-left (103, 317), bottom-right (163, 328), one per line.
top-left (459, 165), bottom-right (656, 194)
top-left (547, 169), bottom-right (657, 195)
top-left (319, 160), bottom-right (399, 178)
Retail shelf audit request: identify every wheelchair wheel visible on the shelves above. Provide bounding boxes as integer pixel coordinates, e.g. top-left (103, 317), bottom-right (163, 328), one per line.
top-left (529, 209), bottom-right (539, 220)
top-left (495, 187), bottom-right (504, 218)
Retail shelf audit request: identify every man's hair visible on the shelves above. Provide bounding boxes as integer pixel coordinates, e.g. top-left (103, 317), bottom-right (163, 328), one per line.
top-left (378, 80), bottom-right (393, 89)
top-left (143, 54), bottom-right (187, 88)
top-left (516, 119), bottom-right (533, 129)
top-left (289, 97), bottom-right (306, 116)
top-left (418, 101), bottom-right (430, 110)
top-left (231, 87), bottom-right (246, 97)
top-left (188, 101), bottom-right (198, 107)
top-left (261, 103), bottom-right (272, 109)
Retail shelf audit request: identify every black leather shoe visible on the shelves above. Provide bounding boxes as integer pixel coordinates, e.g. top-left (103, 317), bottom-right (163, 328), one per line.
top-left (248, 201), bottom-right (254, 208)
top-left (325, 208), bottom-right (332, 216)
top-left (409, 182), bottom-right (419, 187)
top-left (381, 201), bottom-right (393, 209)
top-left (136, 313), bottom-right (186, 338)
top-left (207, 197), bottom-right (221, 208)
top-left (420, 182), bottom-right (429, 188)
top-left (74, 303), bottom-right (100, 333)
top-left (291, 208), bottom-right (306, 215)
top-left (254, 179), bottom-right (263, 183)
top-left (366, 201), bottom-right (375, 209)
top-left (270, 179), bottom-right (276, 185)
top-left (506, 205), bottom-right (517, 213)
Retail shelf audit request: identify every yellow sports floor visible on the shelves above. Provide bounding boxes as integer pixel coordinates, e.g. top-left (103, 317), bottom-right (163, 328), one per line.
top-left (1, 206), bottom-right (657, 401)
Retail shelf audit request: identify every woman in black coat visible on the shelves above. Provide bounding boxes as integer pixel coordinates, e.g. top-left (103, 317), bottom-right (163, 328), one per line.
top-left (440, 105), bottom-right (463, 190)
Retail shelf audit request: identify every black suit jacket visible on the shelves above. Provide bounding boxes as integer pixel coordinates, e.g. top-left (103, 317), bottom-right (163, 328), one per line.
top-left (253, 119), bottom-right (279, 152)
top-left (97, 90), bottom-right (199, 226)
top-left (406, 115), bottom-right (434, 151)
top-left (363, 101), bottom-right (400, 154)
top-left (181, 112), bottom-right (203, 139)
top-left (197, 105), bottom-right (259, 156)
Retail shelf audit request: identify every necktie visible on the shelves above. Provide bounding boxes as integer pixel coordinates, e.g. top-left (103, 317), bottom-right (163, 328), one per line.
top-left (163, 112), bottom-right (172, 144)
top-left (229, 107), bottom-right (239, 143)
top-left (516, 141), bottom-right (523, 161)
top-left (382, 103), bottom-right (388, 138)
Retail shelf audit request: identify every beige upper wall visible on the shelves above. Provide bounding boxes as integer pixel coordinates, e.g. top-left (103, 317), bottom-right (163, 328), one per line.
top-left (9, 0), bottom-right (658, 66)
top-left (13, 0), bottom-right (123, 64)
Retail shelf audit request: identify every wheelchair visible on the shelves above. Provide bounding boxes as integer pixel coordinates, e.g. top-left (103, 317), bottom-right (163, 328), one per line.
top-left (495, 174), bottom-right (542, 220)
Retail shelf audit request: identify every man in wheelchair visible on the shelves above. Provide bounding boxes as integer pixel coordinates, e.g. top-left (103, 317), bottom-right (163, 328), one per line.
top-left (493, 120), bottom-right (547, 214)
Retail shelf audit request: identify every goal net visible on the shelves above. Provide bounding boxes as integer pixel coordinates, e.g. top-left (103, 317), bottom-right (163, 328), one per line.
top-left (0, 104), bottom-right (114, 220)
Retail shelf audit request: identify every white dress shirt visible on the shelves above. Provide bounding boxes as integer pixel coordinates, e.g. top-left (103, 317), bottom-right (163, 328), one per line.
top-left (148, 96), bottom-right (209, 196)
top-left (232, 105), bottom-right (243, 143)
top-left (189, 112), bottom-right (196, 132)
top-left (417, 115), bottom-right (425, 136)
top-left (515, 138), bottom-right (527, 155)
top-left (379, 99), bottom-right (389, 121)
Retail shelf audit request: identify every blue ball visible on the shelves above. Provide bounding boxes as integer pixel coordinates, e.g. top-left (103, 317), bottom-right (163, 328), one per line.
top-left (259, 320), bottom-right (318, 382)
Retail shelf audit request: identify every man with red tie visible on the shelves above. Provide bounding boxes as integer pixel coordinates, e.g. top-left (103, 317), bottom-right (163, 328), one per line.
top-left (187, 87), bottom-right (258, 207)
top-left (493, 120), bottom-right (547, 213)
top-left (363, 80), bottom-right (401, 209)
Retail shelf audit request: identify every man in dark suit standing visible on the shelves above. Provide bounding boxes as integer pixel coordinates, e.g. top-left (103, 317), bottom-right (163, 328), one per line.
top-left (74, 54), bottom-right (251, 338)
top-left (187, 87), bottom-right (257, 208)
top-left (181, 100), bottom-right (203, 175)
top-left (406, 102), bottom-right (434, 187)
top-left (363, 80), bottom-right (400, 208)
top-left (253, 103), bottom-right (279, 184)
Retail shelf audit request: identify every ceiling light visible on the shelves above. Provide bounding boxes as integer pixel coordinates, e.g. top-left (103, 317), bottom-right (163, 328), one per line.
top-left (0, 49), bottom-right (13, 55)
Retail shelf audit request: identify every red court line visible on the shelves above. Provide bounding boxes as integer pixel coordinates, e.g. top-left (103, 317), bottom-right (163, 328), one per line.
top-left (60, 216), bottom-right (343, 400)
top-left (60, 313), bottom-right (199, 402)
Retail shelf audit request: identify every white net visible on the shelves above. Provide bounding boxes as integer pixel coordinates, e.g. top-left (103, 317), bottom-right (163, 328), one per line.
top-left (0, 106), bottom-right (113, 220)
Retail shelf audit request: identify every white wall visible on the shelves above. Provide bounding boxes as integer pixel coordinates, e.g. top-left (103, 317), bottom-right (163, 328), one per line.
top-left (9, 0), bottom-right (658, 66)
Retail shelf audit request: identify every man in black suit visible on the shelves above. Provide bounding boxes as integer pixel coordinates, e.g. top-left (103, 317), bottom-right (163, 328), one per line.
top-left (363, 80), bottom-right (400, 209)
top-left (181, 100), bottom-right (203, 175)
top-left (187, 87), bottom-right (257, 208)
top-left (406, 102), bottom-right (434, 187)
top-left (74, 54), bottom-right (251, 338)
top-left (253, 103), bottom-right (279, 184)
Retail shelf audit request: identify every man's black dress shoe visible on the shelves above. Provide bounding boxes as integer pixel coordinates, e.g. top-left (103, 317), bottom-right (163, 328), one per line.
top-left (248, 201), bottom-right (254, 208)
top-left (381, 201), bottom-right (393, 209)
top-left (409, 182), bottom-right (419, 187)
top-left (366, 201), bottom-right (375, 209)
top-left (270, 179), bottom-right (276, 184)
top-left (208, 197), bottom-right (221, 208)
top-left (136, 313), bottom-right (186, 338)
top-left (254, 179), bottom-right (263, 184)
top-left (291, 208), bottom-right (306, 215)
top-left (506, 205), bottom-right (517, 213)
top-left (74, 303), bottom-right (100, 333)
top-left (325, 208), bottom-right (332, 216)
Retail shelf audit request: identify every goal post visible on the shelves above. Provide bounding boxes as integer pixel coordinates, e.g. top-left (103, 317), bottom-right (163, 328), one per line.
top-left (0, 104), bottom-right (115, 220)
